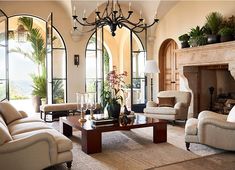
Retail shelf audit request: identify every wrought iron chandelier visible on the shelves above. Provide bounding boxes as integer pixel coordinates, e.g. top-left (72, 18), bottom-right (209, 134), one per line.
top-left (72, 0), bottom-right (159, 36)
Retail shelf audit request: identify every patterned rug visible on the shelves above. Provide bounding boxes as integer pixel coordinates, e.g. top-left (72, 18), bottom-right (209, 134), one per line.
top-left (46, 122), bottom-right (224, 170)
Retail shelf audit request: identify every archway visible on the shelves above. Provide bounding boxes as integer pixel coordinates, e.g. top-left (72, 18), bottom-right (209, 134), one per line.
top-left (85, 26), bottom-right (146, 110)
top-left (159, 39), bottom-right (179, 91)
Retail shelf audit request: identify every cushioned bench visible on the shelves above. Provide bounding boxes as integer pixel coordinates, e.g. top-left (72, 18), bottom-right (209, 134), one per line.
top-left (40, 103), bottom-right (78, 122)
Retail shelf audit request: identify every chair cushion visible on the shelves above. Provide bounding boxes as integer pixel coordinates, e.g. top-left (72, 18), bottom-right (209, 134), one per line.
top-left (158, 97), bottom-right (175, 107)
top-left (0, 122), bottom-right (13, 145)
top-left (185, 118), bottom-right (198, 135)
top-left (8, 122), bottom-right (53, 135)
top-left (12, 129), bottom-right (73, 153)
top-left (144, 106), bottom-right (177, 115)
top-left (8, 116), bottom-right (44, 126)
top-left (0, 102), bottom-right (22, 124)
top-left (227, 106), bottom-right (235, 122)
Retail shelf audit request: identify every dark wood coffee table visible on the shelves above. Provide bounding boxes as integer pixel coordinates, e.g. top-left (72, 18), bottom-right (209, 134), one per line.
top-left (60, 114), bottom-right (167, 154)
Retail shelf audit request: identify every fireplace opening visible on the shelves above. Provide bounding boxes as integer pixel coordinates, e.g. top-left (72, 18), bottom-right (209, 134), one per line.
top-left (184, 64), bottom-right (235, 116)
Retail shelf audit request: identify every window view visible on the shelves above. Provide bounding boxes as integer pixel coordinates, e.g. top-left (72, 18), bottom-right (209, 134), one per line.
top-left (6, 15), bottom-right (67, 112)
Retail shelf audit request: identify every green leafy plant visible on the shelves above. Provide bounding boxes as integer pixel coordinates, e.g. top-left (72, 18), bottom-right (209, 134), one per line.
top-left (178, 34), bottom-right (190, 42)
top-left (53, 79), bottom-right (64, 103)
top-left (189, 26), bottom-right (207, 46)
top-left (206, 12), bottom-right (223, 35)
top-left (31, 71), bottom-right (46, 98)
top-left (218, 27), bottom-right (234, 36)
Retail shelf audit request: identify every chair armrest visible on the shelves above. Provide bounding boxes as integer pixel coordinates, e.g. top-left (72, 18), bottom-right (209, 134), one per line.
top-left (146, 101), bottom-right (158, 107)
top-left (198, 117), bottom-right (235, 130)
top-left (18, 110), bottom-right (28, 118)
top-left (174, 102), bottom-right (185, 109)
top-left (0, 132), bottom-right (57, 163)
top-left (198, 111), bottom-right (227, 120)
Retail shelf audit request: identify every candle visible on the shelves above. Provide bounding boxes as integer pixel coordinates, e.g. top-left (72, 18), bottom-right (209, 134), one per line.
top-left (83, 9), bottom-right (86, 18)
top-left (73, 5), bottom-right (76, 15)
top-left (129, 2), bottom-right (131, 11)
top-left (114, 1), bottom-right (116, 11)
top-left (73, 19), bottom-right (76, 27)
top-left (96, 2), bottom-right (99, 12)
top-left (140, 10), bottom-right (142, 19)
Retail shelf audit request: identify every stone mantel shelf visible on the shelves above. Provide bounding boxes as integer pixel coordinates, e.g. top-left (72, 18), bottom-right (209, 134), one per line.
top-left (175, 40), bottom-right (235, 79)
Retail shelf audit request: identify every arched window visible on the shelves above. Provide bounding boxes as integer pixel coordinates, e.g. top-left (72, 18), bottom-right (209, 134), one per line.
top-left (85, 26), bottom-right (146, 111)
top-left (0, 13), bottom-right (67, 112)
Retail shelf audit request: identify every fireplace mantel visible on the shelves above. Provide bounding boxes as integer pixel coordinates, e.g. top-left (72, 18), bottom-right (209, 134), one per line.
top-left (176, 41), bottom-right (235, 79)
top-left (175, 41), bottom-right (235, 117)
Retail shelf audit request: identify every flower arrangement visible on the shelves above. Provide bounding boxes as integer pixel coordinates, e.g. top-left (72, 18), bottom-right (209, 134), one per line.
top-left (102, 66), bottom-right (127, 107)
top-left (101, 66), bottom-right (127, 118)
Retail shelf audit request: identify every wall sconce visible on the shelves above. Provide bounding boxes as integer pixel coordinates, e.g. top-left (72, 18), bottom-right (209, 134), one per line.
top-left (74, 55), bottom-right (79, 67)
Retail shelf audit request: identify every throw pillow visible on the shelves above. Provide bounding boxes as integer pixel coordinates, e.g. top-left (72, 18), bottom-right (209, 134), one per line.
top-left (227, 106), bottom-right (235, 122)
top-left (0, 102), bottom-right (22, 124)
top-left (158, 97), bottom-right (175, 107)
top-left (0, 123), bottom-right (13, 145)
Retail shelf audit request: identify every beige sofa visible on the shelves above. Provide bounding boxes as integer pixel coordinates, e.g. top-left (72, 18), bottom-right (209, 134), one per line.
top-left (0, 102), bottom-right (73, 170)
top-left (185, 110), bottom-right (235, 151)
top-left (144, 91), bottom-right (191, 122)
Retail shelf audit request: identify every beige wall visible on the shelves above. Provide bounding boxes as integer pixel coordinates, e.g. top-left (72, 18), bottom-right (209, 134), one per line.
top-left (153, 0), bottom-right (235, 99)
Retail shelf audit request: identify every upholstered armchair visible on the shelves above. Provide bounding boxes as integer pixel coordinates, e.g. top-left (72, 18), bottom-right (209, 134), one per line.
top-left (185, 109), bottom-right (235, 151)
top-left (144, 91), bottom-right (191, 122)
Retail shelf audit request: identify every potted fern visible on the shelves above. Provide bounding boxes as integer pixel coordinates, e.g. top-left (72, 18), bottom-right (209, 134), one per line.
top-left (189, 26), bottom-right (207, 47)
top-left (178, 34), bottom-right (190, 48)
top-left (218, 27), bottom-right (234, 42)
top-left (205, 12), bottom-right (223, 44)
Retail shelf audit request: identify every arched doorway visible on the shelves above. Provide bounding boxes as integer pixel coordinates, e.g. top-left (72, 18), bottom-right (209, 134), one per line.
top-left (159, 39), bottom-right (179, 91)
top-left (0, 13), bottom-right (67, 112)
top-left (85, 26), bottom-right (146, 111)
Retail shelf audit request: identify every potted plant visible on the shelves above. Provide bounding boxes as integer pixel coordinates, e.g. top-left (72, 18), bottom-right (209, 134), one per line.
top-left (218, 27), bottom-right (234, 42)
top-left (188, 26), bottom-right (207, 47)
top-left (178, 33), bottom-right (190, 48)
top-left (101, 66), bottom-right (127, 119)
top-left (205, 12), bottom-right (223, 44)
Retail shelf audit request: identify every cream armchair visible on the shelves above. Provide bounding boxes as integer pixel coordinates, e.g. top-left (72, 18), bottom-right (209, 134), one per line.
top-left (0, 102), bottom-right (73, 170)
top-left (144, 91), bottom-right (191, 122)
top-left (185, 110), bottom-right (235, 151)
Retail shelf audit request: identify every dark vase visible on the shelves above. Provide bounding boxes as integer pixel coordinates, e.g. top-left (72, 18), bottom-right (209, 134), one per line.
top-left (107, 102), bottom-right (121, 119)
top-left (220, 35), bottom-right (233, 42)
top-left (207, 34), bottom-right (220, 44)
top-left (181, 41), bottom-right (190, 48)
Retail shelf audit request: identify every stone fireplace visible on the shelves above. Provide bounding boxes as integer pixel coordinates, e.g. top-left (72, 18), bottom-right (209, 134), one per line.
top-left (176, 41), bottom-right (235, 118)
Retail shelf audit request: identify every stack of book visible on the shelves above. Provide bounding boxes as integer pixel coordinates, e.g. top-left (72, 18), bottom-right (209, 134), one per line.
top-left (91, 118), bottom-right (118, 127)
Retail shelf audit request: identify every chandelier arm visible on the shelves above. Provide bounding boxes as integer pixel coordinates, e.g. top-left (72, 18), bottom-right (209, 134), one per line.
top-left (118, 18), bottom-right (142, 27)
top-left (74, 18), bottom-right (93, 27)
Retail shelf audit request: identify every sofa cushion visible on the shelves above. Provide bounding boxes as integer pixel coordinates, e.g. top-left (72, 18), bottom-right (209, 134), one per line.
top-left (8, 116), bottom-right (44, 126)
top-left (158, 97), bottom-right (175, 107)
top-left (227, 106), bottom-right (235, 123)
top-left (8, 122), bottom-right (53, 135)
top-left (185, 118), bottom-right (198, 135)
top-left (0, 102), bottom-right (22, 124)
top-left (12, 129), bottom-right (73, 153)
top-left (0, 122), bottom-right (13, 145)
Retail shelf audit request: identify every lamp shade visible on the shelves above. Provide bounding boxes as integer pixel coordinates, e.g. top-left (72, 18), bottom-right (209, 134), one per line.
top-left (144, 60), bottom-right (160, 73)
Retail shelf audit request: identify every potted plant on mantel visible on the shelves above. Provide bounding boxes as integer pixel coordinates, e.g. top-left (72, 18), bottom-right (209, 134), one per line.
top-left (188, 26), bottom-right (207, 47)
top-left (218, 27), bottom-right (234, 42)
top-left (101, 66), bottom-right (127, 119)
top-left (205, 12), bottom-right (223, 44)
top-left (178, 33), bottom-right (190, 48)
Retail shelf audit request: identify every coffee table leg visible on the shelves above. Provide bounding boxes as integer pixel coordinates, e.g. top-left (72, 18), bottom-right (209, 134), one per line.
top-left (60, 122), bottom-right (72, 137)
top-left (81, 130), bottom-right (101, 154)
top-left (153, 122), bottom-right (167, 143)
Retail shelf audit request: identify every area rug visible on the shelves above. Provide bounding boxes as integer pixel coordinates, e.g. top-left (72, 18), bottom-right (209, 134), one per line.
top-left (46, 122), bottom-right (224, 170)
